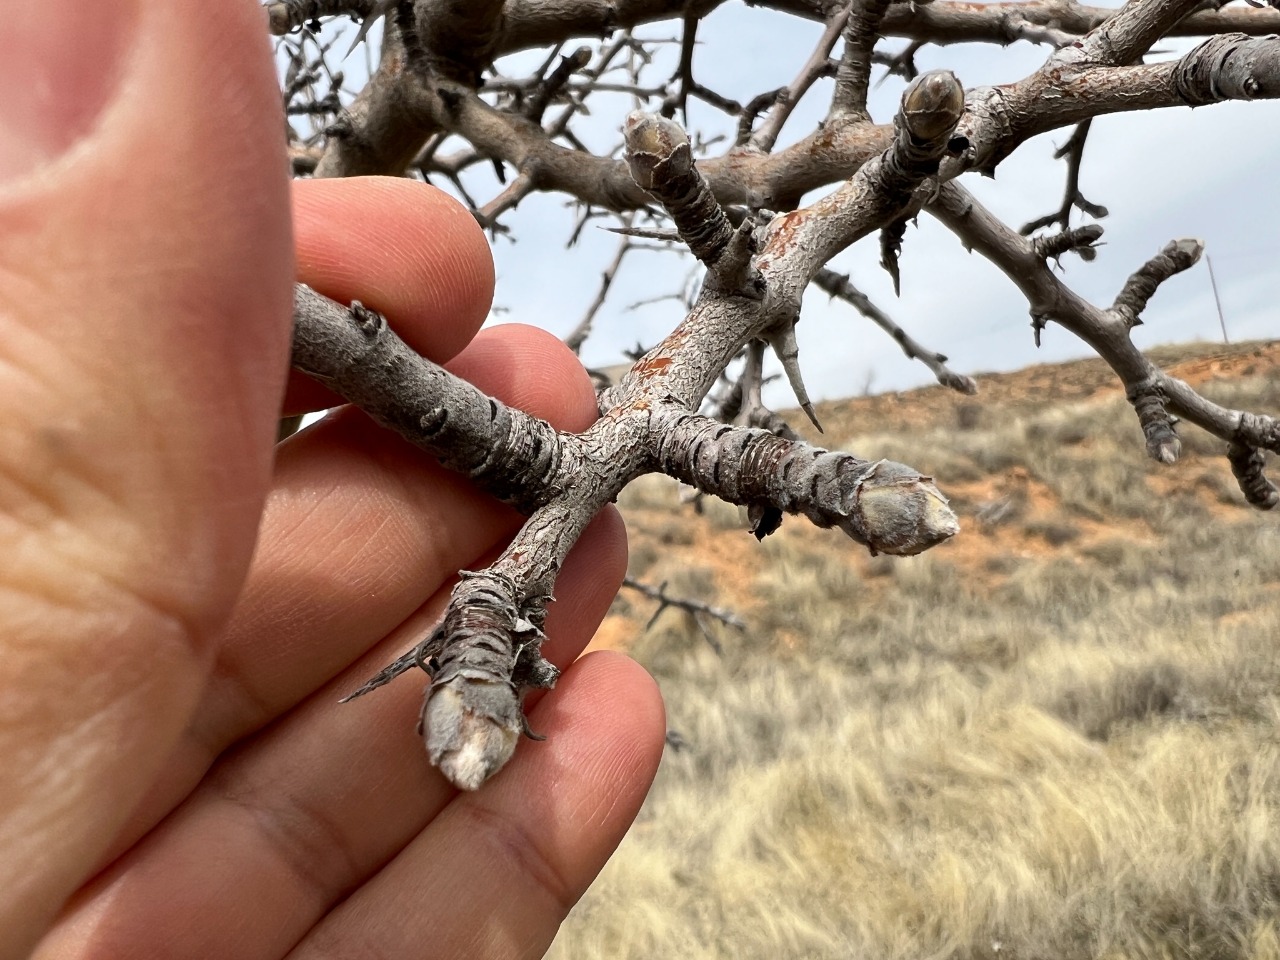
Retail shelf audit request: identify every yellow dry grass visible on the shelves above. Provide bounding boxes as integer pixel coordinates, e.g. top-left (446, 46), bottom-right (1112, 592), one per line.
top-left (552, 346), bottom-right (1280, 960)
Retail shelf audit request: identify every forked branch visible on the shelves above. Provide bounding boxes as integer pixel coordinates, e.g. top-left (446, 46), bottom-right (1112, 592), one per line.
top-left (278, 0), bottom-right (1280, 793)
top-left (930, 183), bottom-right (1279, 501)
top-left (292, 74), bottom-right (968, 788)
top-left (813, 268), bottom-right (978, 394)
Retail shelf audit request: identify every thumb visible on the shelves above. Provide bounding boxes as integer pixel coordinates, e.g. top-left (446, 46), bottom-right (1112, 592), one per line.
top-left (0, 0), bottom-right (293, 951)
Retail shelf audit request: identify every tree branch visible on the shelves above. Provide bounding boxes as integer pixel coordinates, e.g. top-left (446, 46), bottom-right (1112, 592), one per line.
top-left (291, 285), bottom-right (566, 513)
top-left (955, 32), bottom-right (1280, 176)
top-left (749, 2), bottom-right (851, 150)
top-left (830, 0), bottom-right (891, 122)
top-left (623, 576), bottom-right (748, 632)
top-left (1021, 119), bottom-right (1108, 235)
top-left (313, 16), bottom-right (441, 177)
top-left (605, 70), bottom-right (966, 419)
top-left (813, 267), bottom-right (977, 393)
top-left (301, 75), bottom-right (968, 787)
top-left (873, 0), bottom-right (1280, 47)
top-left (1030, 223), bottom-right (1105, 262)
top-left (487, 0), bottom-right (1280, 55)
top-left (413, 0), bottom-right (508, 82)
top-left (1075, 0), bottom-right (1203, 65)
top-left (1111, 238), bottom-right (1204, 330)
top-left (623, 114), bottom-right (737, 266)
top-left (280, 0), bottom-right (1280, 794)
top-left (653, 410), bottom-right (958, 555)
top-left (565, 229), bottom-right (635, 354)
top-left (270, 0), bottom-right (1280, 52)
top-left (524, 45), bottom-right (592, 122)
top-left (316, 21), bottom-right (1280, 233)
top-left (930, 182), bottom-right (1280, 498)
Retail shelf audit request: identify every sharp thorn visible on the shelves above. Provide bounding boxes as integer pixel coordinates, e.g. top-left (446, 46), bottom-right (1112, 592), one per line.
top-left (800, 401), bottom-right (823, 433)
top-left (337, 643), bottom-right (425, 702)
top-left (344, 0), bottom-right (393, 60)
top-left (521, 714), bottom-right (548, 741)
top-left (769, 325), bottom-right (822, 432)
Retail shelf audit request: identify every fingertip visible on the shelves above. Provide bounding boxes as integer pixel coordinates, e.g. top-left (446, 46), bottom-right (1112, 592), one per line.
top-left (498, 651), bottom-right (664, 919)
top-left (587, 505), bottom-right (629, 597)
top-left (292, 177), bottom-right (495, 362)
top-left (568, 651), bottom-right (667, 765)
top-left (571, 506), bottom-right (629, 597)
top-left (447, 323), bottom-right (599, 432)
top-left (527, 650), bottom-right (666, 801)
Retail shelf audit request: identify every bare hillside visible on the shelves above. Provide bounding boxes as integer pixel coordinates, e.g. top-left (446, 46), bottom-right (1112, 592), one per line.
top-left (816, 340), bottom-right (1280, 437)
top-left (554, 339), bottom-right (1280, 960)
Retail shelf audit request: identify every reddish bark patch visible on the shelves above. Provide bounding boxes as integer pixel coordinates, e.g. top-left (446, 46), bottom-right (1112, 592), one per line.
top-left (634, 355), bottom-right (674, 378)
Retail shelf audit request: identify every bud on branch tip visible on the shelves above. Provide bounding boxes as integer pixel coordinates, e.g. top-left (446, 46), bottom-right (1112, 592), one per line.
top-left (900, 70), bottom-right (966, 141)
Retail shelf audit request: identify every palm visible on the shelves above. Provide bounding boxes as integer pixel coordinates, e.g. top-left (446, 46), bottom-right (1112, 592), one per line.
top-left (1, 5), bottom-right (662, 959)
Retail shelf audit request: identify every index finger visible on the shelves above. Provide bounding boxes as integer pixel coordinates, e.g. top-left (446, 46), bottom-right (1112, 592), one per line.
top-left (285, 176), bottom-right (495, 414)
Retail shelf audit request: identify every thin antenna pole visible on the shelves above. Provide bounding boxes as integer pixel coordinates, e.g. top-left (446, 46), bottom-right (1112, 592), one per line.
top-left (1205, 254), bottom-right (1230, 344)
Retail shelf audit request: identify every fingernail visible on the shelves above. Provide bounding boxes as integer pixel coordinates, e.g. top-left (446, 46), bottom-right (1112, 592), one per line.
top-left (0, 1), bottom-right (139, 182)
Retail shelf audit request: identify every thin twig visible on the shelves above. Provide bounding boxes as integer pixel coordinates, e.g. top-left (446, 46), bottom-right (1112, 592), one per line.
top-left (751, 4), bottom-right (852, 151)
top-left (813, 268), bottom-right (977, 393)
top-left (1021, 120), bottom-right (1108, 235)
top-left (623, 576), bottom-right (747, 632)
top-left (565, 227), bottom-right (635, 353)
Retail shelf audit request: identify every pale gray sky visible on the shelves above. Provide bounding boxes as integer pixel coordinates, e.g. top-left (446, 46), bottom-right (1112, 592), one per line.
top-left (289, 5), bottom-right (1279, 407)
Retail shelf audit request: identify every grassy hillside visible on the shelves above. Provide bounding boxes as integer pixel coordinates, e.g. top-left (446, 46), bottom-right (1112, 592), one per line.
top-left (552, 341), bottom-right (1280, 960)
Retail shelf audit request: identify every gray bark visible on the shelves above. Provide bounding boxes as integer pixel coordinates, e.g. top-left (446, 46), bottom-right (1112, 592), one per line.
top-left (277, 0), bottom-right (1280, 787)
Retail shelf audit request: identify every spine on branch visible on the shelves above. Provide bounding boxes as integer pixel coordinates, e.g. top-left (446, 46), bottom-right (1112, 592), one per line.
top-left (291, 284), bottom-right (565, 513)
top-left (654, 410), bottom-right (958, 556)
top-left (266, 0), bottom-right (378, 34)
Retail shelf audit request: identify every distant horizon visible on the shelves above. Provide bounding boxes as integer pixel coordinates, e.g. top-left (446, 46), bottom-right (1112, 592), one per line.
top-left (779, 335), bottom-right (1276, 409)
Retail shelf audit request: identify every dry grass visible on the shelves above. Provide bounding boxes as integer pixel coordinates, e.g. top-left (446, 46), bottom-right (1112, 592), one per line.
top-left (551, 347), bottom-right (1280, 960)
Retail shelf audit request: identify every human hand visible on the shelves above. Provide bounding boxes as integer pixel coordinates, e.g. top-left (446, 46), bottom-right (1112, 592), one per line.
top-left (0, 3), bottom-right (664, 958)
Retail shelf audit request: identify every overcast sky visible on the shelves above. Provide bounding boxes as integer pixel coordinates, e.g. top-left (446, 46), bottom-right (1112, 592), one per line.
top-left (295, 4), bottom-right (1280, 407)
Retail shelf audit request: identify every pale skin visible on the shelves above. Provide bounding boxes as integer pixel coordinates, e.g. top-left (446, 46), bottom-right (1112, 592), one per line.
top-left (0, 2), bottom-right (665, 958)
